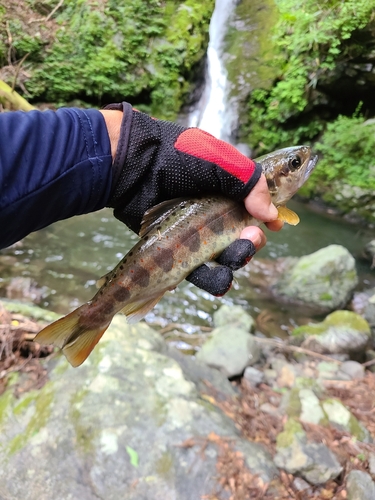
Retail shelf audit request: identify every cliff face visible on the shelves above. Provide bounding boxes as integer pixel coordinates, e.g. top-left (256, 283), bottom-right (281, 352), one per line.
top-left (0, 0), bottom-right (214, 119)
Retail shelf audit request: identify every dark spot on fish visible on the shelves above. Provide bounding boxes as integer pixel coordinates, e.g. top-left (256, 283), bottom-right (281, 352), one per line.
top-left (144, 236), bottom-right (149, 240)
top-left (229, 205), bottom-right (245, 223)
top-left (206, 215), bottom-right (224, 235)
top-left (113, 286), bottom-right (131, 302)
top-left (154, 247), bottom-right (174, 272)
top-left (119, 265), bottom-right (124, 270)
top-left (129, 252), bottom-right (133, 257)
top-left (180, 227), bottom-right (201, 252)
top-left (129, 265), bottom-right (150, 288)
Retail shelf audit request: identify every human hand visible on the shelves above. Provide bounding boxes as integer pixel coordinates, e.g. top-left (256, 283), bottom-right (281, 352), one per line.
top-left (100, 103), bottom-right (282, 296)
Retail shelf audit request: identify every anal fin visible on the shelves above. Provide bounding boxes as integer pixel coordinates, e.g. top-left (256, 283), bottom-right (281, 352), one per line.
top-left (120, 292), bottom-right (165, 324)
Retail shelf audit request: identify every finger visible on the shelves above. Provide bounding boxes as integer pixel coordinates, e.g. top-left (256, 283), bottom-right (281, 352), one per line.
top-left (216, 239), bottom-right (256, 271)
top-left (239, 226), bottom-right (267, 251)
top-left (244, 174), bottom-right (278, 222)
top-left (186, 264), bottom-right (233, 296)
top-left (265, 219), bottom-right (284, 232)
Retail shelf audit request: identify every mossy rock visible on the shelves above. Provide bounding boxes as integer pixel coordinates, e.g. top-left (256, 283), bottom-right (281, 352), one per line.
top-left (292, 310), bottom-right (371, 355)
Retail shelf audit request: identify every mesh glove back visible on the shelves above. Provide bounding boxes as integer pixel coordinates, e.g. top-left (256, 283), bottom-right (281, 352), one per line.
top-left (105, 102), bottom-right (261, 234)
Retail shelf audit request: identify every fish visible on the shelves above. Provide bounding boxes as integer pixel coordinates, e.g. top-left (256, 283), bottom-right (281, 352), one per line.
top-left (34, 145), bottom-right (318, 367)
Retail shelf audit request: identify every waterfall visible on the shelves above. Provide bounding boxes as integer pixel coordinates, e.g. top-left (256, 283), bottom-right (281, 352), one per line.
top-left (189, 0), bottom-right (238, 143)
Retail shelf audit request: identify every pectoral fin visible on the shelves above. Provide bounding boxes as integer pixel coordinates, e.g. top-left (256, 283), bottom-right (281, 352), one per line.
top-left (277, 206), bottom-right (300, 226)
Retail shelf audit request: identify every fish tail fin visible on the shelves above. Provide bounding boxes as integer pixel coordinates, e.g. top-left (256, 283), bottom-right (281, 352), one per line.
top-left (34, 306), bottom-right (111, 367)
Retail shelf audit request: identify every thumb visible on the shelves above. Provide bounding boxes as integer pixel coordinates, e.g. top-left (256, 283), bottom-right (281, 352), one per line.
top-left (244, 174), bottom-right (278, 222)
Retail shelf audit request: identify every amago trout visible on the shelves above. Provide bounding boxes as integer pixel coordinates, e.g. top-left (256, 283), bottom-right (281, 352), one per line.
top-left (35, 145), bottom-right (318, 366)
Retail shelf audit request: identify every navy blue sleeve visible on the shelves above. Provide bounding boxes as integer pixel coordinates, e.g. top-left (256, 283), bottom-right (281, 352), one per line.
top-left (0, 108), bottom-right (113, 249)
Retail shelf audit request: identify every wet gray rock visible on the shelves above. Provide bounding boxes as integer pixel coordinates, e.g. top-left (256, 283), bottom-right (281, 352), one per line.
top-left (196, 326), bottom-right (261, 377)
top-left (274, 419), bottom-right (342, 485)
top-left (272, 245), bottom-right (358, 314)
top-left (0, 316), bottom-right (277, 500)
top-left (338, 360), bottom-right (365, 380)
top-left (213, 304), bottom-right (255, 332)
top-left (346, 470), bottom-right (375, 500)
top-left (291, 310), bottom-right (371, 355)
top-left (243, 366), bottom-right (264, 387)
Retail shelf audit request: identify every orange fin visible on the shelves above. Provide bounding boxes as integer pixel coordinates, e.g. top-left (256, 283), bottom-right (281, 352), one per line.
top-left (34, 306), bottom-right (110, 367)
top-left (277, 206), bottom-right (300, 225)
top-left (120, 292), bottom-right (165, 324)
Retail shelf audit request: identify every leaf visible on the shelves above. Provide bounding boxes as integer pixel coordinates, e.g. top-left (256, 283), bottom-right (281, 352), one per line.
top-left (126, 446), bottom-right (139, 468)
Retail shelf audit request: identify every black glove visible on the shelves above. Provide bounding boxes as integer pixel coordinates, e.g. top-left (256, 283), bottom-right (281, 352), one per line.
top-left (104, 101), bottom-right (261, 295)
top-left (186, 239), bottom-right (256, 296)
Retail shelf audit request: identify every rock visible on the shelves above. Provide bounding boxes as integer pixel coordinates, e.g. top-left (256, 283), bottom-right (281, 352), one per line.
top-left (299, 389), bottom-right (326, 425)
top-left (351, 287), bottom-right (375, 331)
top-left (259, 403), bottom-right (280, 418)
top-left (293, 477), bottom-right (312, 494)
top-left (292, 311), bottom-right (371, 355)
top-left (213, 304), bottom-right (255, 332)
top-left (276, 364), bottom-right (297, 388)
top-left (243, 366), bottom-right (264, 387)
top-left (0, 315), bottom-right (277, 500)
top-left (196, 327), bottom-right (261, 378)
top-left (272, 245), bottom-right (358, 313)
top-left (369, 452), bottom-right (375, 476)
top-left (346, 470), bottom-right (375, 500)
top-left (316, 361), bottom-right (340, 378)
top-left (322, 399), bottom-right (371, 442)
top-left (274, 419), bottom-right (343, 485)
top-left (338, 360), bottom-right (365, 380)
top-left (365, 350), bottom-right (375, 373)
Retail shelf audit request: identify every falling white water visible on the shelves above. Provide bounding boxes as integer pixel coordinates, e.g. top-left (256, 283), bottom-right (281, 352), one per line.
top-left (189, 0), bottom-right (237, 142)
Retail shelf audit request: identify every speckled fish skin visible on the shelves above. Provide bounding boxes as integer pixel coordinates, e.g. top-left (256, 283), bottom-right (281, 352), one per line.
top-left (34, 145), bottom-right (318, 367)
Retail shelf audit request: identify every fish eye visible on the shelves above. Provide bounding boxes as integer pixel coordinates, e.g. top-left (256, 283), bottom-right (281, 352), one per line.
top-left (289, 155), bottom-right (302, 170)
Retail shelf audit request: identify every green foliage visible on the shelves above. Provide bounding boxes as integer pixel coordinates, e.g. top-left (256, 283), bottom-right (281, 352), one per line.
top-left (306, 114), bottom-right (375, 192)
top-left (1, 0), bottom-right (214, 118)
top-left (243, 0), bottom-right (375, 152)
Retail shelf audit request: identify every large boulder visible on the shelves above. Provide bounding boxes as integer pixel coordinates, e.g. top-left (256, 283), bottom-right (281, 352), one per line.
top-left (0, 315), bottom-right (276, 500)
top-left (272, 245), bottom-right (358, 313)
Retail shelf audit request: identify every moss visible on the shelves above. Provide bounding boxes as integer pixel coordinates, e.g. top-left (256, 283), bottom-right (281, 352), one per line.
top-left (1, 0), bottom-right (214, 118)
top-left (276, 418), bottom-right (304, 448)
top-left (285, 388), bottom-right (302, 419)
top-left (13, 391), bottom-right (38, 416)
top-left (225, 0), bottom-right (279, 94)
top-left (348, 414), bottom-right (367, 442)
top-left (8, 382), bottom-right (54, 455)
top-left (319, 293), bottom-right (333, 301)
top-left (69, 388), bottom-right (98, 454)
top-left (0, 300), bottom-right (60, 323)
top-left (292, 310), bottom-right (370, 337)
top-left (324, 311), bottom-right (370, 333)
top-left (0, 390), bottom-right (13, 428)
top-left (155, 451), bottom-right (174, 479)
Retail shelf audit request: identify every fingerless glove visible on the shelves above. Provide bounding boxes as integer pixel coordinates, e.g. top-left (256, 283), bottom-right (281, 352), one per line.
top-left (105, 102), bottom-right (261, 234)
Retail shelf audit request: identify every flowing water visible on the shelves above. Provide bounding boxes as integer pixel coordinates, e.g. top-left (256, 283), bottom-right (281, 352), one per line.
top-left (188, 0), bottom-right (238, 141)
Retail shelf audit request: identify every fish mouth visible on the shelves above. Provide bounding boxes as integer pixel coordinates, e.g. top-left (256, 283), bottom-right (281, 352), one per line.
top-left (303, 154), bottom-right (319, 182)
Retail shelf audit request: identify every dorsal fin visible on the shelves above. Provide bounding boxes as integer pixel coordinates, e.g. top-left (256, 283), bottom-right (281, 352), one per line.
top-left (139, 198), bottom-right (190, 237)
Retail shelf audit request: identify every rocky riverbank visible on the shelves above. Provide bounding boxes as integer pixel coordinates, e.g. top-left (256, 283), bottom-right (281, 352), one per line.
top-left (0, 291), bottom-right (374, 499)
